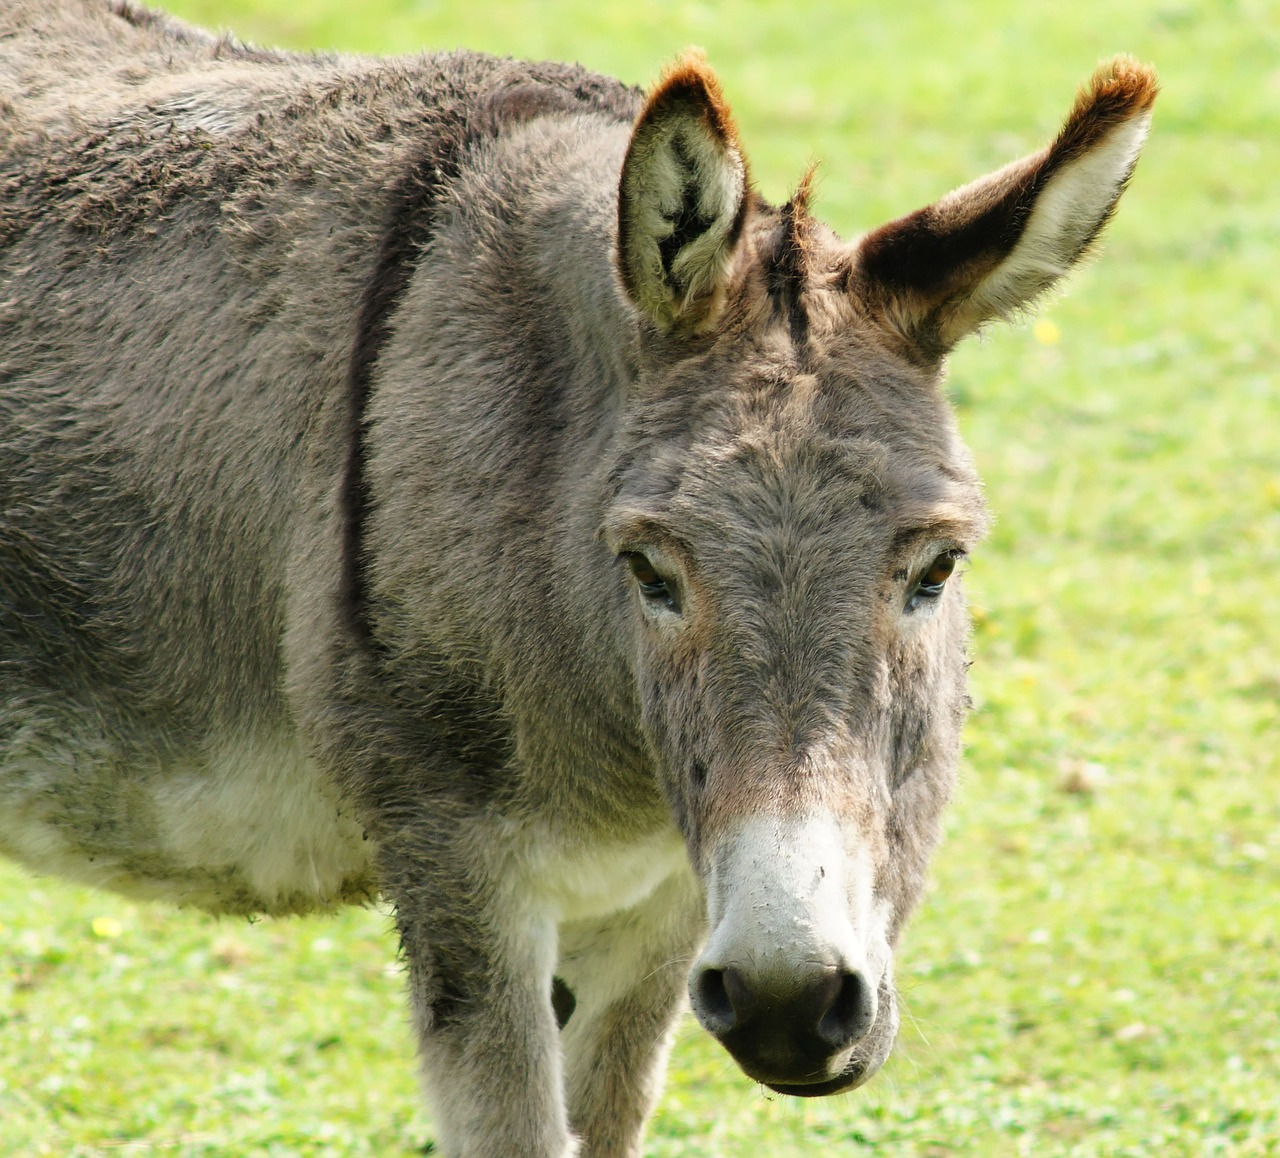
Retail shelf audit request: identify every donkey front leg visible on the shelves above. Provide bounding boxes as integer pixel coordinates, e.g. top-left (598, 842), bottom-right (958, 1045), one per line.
top-left (558, 870), bottom-right (705, 1158)
top-left (382, 842), bottom-right (574, 1158)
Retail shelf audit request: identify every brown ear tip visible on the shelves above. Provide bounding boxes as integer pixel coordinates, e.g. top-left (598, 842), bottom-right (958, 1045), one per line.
top-left (655, 47), bottom-right (715, 91)
top-left (1088, 55), bottom-right (1160, 112)
top-left (644, 48), bottom-right (737, 139)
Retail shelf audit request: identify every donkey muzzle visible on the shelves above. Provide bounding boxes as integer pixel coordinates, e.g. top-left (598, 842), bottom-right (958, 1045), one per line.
top-left (688, 811), bottom-right (896, 1092)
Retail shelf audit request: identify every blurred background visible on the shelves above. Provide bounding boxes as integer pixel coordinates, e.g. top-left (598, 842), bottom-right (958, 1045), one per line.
top-left (2, 1), bottom-right (1276, 1154)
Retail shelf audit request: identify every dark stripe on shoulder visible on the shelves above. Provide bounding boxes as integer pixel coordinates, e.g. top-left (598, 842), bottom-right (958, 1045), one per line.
top-left (338, 106), bottom-right (487, 650)
top-left (338, 77), bottom-right (638, 650)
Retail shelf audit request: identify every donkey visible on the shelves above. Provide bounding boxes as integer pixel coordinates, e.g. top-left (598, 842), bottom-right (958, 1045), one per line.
top-left (0, 2), bottom-right (1155, 1154)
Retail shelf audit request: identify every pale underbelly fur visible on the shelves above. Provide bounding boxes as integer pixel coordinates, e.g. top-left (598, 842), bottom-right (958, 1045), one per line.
top-left (0, 707), bottom-right (375, 916)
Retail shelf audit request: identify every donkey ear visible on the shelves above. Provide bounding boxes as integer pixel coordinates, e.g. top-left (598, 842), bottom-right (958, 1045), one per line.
top-left (617, 54), bottom-right (749, 332)
top-left (854, 57), bottom-right (1158, 356)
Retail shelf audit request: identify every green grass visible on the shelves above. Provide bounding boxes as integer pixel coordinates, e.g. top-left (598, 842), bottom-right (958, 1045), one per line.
top-left (3, 0), bottom-right (1278, 1154)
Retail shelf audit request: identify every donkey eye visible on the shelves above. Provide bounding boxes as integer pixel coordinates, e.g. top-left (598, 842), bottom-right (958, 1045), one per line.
top-left (625, 553), bottom-right (681, 613)
top-left (905, 551), bottom-right (961, 613)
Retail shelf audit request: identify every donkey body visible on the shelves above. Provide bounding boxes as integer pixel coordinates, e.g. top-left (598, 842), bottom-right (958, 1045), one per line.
top-left (0, 3), bottom-right (1155, 1154)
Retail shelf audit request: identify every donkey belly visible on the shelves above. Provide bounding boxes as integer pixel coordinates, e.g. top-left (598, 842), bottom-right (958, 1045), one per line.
top-left (0, 700), bottom-right (376, 916)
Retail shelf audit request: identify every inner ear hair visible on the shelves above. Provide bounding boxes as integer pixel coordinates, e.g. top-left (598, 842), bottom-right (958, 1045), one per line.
top-left (617, 52), bottom-right (750, 332)
top-left (854, 56), bottom-right (1158, 356)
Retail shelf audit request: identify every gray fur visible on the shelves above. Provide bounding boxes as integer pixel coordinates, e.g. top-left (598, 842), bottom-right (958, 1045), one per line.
top-left (0, 5), bottom-right (1154, 1154)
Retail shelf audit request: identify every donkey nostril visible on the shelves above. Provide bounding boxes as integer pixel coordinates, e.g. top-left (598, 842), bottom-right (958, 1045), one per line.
top-left (817, 969), bottom-right (876, 1049)
top-left (692, 967), bottom-right (736, 1033)
top-left (692, 966), bottom-right (759, 1035)
top-left (720, 966), bottom-right (757, 1023)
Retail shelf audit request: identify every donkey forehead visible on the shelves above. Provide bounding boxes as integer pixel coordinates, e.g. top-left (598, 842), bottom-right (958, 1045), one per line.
top-left (609, 466), bottom-right (982, 599)
top-left (616, 377), bottom-right (985, 552)
top-left (683, 435), bottom-right (980, 550)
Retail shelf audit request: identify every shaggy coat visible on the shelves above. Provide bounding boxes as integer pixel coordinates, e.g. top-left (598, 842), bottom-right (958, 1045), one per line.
top-left (0, 3), bottom-right (1155, 1155)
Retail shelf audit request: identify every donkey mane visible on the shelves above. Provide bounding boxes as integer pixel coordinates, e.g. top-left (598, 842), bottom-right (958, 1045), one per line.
top-left (762, 171), bottom-right (819, 354)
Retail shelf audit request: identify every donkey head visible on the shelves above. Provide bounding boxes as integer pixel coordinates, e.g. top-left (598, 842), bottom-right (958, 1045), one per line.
top-left (605, 56), bottom-right (1155, 1094)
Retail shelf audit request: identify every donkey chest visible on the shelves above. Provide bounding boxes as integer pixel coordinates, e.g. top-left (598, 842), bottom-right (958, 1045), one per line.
top-left (514, 821), bottom-right (691, 926)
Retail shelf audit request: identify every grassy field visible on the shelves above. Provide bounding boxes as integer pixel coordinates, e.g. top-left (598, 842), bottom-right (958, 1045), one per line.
top-left (2, 0), bottom-right (1277, 1154)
